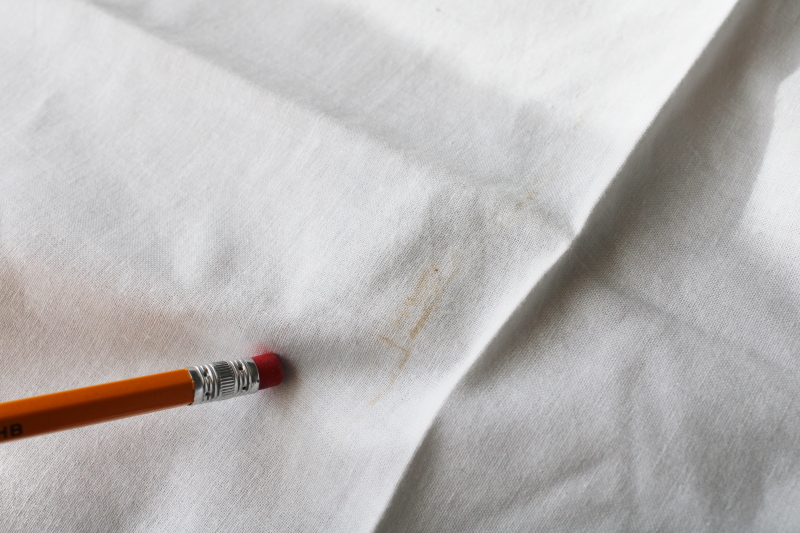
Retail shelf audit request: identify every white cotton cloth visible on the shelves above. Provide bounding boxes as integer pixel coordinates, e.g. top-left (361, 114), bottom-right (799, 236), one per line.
top-left (0, 0), bottom-right (798, 531)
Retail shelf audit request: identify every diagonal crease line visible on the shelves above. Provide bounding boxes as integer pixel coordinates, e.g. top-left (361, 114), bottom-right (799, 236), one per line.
top-left (367, 0), bottom-right (750, 529)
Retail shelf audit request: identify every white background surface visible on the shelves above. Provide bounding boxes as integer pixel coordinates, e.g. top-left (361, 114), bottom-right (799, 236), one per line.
top-left (1, 0), bottom-right (799, 531)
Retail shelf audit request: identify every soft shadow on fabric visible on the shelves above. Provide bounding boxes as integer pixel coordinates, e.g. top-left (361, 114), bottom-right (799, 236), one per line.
top-left (372, 1), bottom-right (800, 531)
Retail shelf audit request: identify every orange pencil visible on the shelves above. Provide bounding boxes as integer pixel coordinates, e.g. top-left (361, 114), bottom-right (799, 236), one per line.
top-left (0, 353), bottom-right (282, 443)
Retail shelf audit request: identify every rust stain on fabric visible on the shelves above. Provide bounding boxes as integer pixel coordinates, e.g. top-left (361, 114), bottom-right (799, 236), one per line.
top-left (370, 336), bottom-right (412, 406)
top-left (371, 264), bottom-right (457, 405)
top-left (377, 335), bottom-right (411, 371)
top-left (408, 285), bottom-right (446, 340)
top-left (398, 265), bottom-right (455, 339)
top-left (514, 192), bottom-right (535, 210)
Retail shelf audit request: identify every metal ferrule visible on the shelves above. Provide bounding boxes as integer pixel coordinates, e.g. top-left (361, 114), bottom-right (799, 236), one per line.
top-left (188, 358), bottom-right (260, 405)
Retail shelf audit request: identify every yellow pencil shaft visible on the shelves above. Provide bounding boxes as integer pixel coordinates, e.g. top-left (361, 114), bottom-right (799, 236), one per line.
top-left (0, 369), bottom-right (194, 443)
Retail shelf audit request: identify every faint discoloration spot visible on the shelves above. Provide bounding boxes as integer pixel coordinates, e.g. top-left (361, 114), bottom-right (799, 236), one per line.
top-left (397, 265), bottom-right (456, 340)
top-left (377, 335), bottom-right (411, 370)
top-left (513, 171), bottom-right (556, 211)
top-left (371, 264), bottom-right (457, 405)
top-left (370, 335), bottom-right (413, 406)
top-left (408, 284), bottom-right (447, 340)
top-left (514, 192), bottom-right (535, 210)
top-left (395, 265), bottom-right (456, 341)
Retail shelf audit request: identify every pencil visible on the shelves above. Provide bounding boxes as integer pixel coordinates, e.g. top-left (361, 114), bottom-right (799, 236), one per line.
top-left (0, 352), bottom-right (283, 443)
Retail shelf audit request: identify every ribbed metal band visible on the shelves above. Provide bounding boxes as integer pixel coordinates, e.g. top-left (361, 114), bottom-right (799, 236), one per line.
top-left (188, 358), bottom-right (260, 404)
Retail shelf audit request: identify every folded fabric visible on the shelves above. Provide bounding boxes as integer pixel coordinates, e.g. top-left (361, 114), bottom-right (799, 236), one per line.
top-left (1, 0), bottom-right (798, 531)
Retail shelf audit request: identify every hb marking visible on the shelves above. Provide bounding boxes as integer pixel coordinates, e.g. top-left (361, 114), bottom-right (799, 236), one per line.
top-left (0, 424), bottom-right (23, 439)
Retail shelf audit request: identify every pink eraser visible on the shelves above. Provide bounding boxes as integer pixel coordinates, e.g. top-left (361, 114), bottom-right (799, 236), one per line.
top-left (252, 352), bottom-right (283, 389)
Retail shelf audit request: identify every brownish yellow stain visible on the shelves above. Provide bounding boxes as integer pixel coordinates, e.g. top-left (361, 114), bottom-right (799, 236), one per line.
top-left (370, 336), bottom-right (410, 406)
top-left (514, 192), bottom-right (535, 210)
top-left (391, 268), bottom-right (433, 328)
top-left (371, 264), bottom-right (457, 405)
top-left (406, 265), bottom-right (456, 341)
top-left (377, 335), bottom-right (411, 370)
top-left (408, 289), bottom-right (444, 340)
top-left (369, 387), bottom-right (390, 406)
top-left (405, 267), bottom-right (433, 305)
top-left (514, 170), bottom-right (558, 211)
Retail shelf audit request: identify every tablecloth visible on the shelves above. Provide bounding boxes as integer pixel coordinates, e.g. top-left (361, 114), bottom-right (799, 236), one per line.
top-left (1, 0), bottom-right (799, 531)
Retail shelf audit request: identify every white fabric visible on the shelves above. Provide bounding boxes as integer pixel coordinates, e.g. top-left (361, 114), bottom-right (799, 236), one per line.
top-left (1, 0), bottom-right (799, 530)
